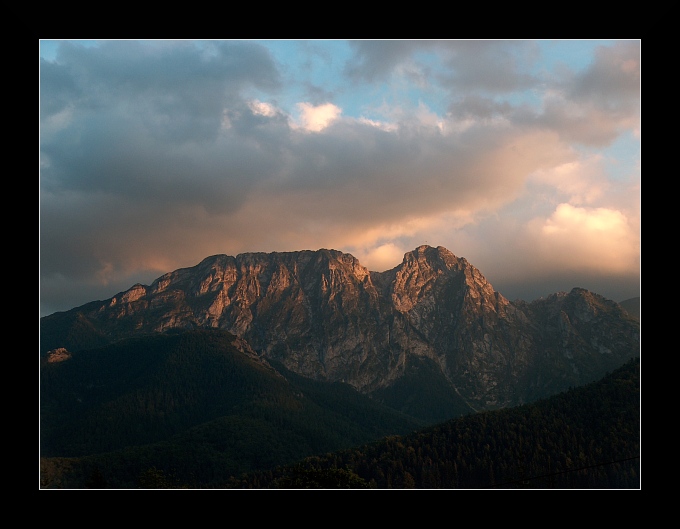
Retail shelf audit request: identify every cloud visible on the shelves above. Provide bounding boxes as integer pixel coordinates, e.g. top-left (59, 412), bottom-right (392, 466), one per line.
top-left (537, 41), bottom-right (640, 147)
top-left (40, 40), bottom-right (282, 144)
top-left (39, 40), bottom-right (641, 315)
top-left (346, 40), bottom-right (539, 94)
top-left (356, 243), bottom-right (408, 272)
top-left (293, 102), bottom-right (342, 132)
top-left (531, 203), bottom-right (639, 274)
top-left (248, 99), bottom-right (278, 117)
top-left (569, 41), bottom-right (640, 112)
top-left (345, 40), bottom-right (427, 82)
top-left (529, 156), bottom-right (609, 205)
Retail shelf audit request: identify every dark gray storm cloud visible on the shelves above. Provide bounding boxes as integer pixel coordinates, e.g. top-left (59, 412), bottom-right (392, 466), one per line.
top-left (41, 41), bottom-right (289, 213)
top-left (41, 40), bottom-right (281, 142)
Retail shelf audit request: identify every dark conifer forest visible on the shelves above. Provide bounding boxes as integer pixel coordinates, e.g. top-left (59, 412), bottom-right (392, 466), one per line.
top-left (229, 357), bottom-right (640, 489)
top-left (40, 329), bottom-right (639, 489)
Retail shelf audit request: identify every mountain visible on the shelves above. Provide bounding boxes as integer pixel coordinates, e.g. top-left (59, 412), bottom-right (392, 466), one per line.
top-left (39, 330), bottom-right (639, 489)
top-left (619, 297), bottom-right (640, 320)
top-left (232, 357), bottom-right (640, 489)
top-left (41, 245), bottom-right (640, 421)
top-left (40, 329), bottom-right (425, 488)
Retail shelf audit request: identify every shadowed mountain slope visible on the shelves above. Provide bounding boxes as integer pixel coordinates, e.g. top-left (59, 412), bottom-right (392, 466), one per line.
top-left (40, 329), bottom-right (425, 488)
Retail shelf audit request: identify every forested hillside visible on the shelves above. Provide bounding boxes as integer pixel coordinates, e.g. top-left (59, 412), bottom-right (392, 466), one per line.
top-left (40, 329), bottom-right (639, 489)
top-left (39, 329), bottom-right (425, 488)
top-left (227, 357), bottom-right (640, 489)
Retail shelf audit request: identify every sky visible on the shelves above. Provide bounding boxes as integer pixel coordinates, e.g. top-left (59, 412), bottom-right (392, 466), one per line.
top-left (39, 39), bottom-right (641, 317)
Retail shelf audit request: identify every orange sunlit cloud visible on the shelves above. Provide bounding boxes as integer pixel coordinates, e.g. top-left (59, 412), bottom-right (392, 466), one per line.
top-left (531, 203), bottom-right (639, 274)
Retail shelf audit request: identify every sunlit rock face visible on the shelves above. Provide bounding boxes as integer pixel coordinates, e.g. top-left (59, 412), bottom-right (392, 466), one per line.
top-left (40, 246), bottom-right (640, 411)
top-left (45, 347), bottom-right (71, 363)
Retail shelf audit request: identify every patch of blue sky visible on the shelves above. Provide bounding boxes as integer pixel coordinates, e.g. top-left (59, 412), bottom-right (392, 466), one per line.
top-left (40, 40), bottom-right (64, 61)
top-left (403, 49), bottom-right (452, 116)
top-left (39, 39), bottom-right (103, 62)
top-left (569, 129), bottom-right (640, 184)
top-left (603, 131), bottom-right (641, 182)
top-left (253, 41), bottom-right (452, 121)
top-left (251, 40), bottom-right (354, 112)
top-left (535, 40), bottom-right (619, 73)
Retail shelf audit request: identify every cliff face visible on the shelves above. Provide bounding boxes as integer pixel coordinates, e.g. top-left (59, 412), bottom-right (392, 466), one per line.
top-left (40, 245), bottom-right (640, 411)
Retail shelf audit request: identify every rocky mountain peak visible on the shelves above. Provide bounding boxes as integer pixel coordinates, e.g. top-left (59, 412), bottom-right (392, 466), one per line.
top-left (402, 245), bottom-right (460, 270)
top-left (40, 245), bottom-right (640, 412)
top-left (390, 245), bottom-right (503, 314)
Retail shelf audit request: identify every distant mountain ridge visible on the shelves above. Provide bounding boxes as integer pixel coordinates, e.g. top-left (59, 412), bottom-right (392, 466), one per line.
top-left (41, 245), bottom-right (640, 417)
top-left (619, 297), bottom-right (640, 320)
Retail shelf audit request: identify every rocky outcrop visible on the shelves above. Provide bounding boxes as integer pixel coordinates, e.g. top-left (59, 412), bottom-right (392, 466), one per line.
top-left (45, 347), bottom-right (71, 363)
top-left (40, 246), bottom-right (640, 411)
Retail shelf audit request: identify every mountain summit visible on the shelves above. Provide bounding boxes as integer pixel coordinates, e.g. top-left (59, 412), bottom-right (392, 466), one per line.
top-left (40, 245), bottom-right (640, 417)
